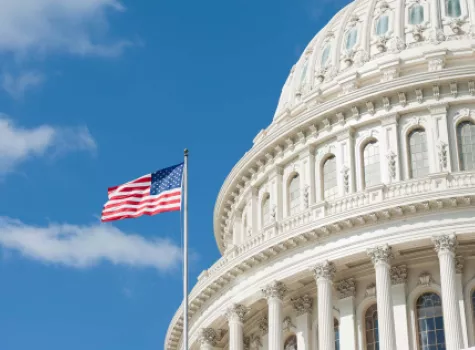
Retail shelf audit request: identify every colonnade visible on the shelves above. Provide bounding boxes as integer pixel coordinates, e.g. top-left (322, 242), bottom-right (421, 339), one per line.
top-left (199, 234), bottom-right (464, 350)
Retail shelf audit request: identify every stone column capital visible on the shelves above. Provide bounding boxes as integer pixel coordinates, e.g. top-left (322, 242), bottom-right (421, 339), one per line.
top-left (432, 234), bottom-right (458, 255)
top-left (199, 328), bottom-right (218, 346)
top-left (262, 281), bottom-right (287, 300)
top-left (291, 294), bottom-right (313, 315)
top-left (367, 244), bottom-right (394, 266)
top-left (225, 304), bottom-right (249, 323)
top-left (257, 317), bottom-right (268, 335)
top-left (390, 265), bottom-right (408, 285)
top-left (313, 260), bottom-right (336, 281)
top-left (336, 278), bottom-right (356, 299)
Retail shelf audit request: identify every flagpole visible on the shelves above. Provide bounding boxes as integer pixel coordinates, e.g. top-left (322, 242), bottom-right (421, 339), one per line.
top-left (183, 148), bottom-right (189, 350)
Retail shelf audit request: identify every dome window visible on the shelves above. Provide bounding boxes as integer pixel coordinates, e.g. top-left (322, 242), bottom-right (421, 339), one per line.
top-left (375, 15), bottom-right (389, 36)
top-left (447, 0), bottom-right (462, 17)
top-left (457, 121), bottom-right (475, 170)
top-left (409, 4), bottom-right (424, 25)
top-left (363, 139), bottom-right (381, 188)
top-left (321, 44), bottom-right (331, 66)
top-left (288, 174), bottom-right (300, 216)
top-left (261, 194), bottom-right (271, 227)
top-left (408, 128), bottom-right (429, 178)
top-left (345, 28), bottom-right (358, 50)
top-left (323, 155), bottom-right (338, 200)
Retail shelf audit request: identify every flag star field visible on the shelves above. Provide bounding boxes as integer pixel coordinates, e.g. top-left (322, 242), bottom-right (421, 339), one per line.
top-left (0, 1), bottom-right (349, 350)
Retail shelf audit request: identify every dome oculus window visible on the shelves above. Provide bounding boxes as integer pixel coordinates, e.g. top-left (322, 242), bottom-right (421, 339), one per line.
top-left (345, 28), bottom-right (358, 50)
top-left (446, 0), bottom-right (462, 17)
top-left (363, 139), bottom-right (381, 188)
top-left (375, 15), bottom-right (389, 36)
top-left (323, 155), bottom-right (338, 200)
top-left (322, 44), bottom-right (331, 66)
top-left (288, 174), bottom-right (300, 216)
top-left (409, 4), bottom-right (424, 24)
top-left (408, 128), bottom-right (429, 178)
top-left (457, 121), bottom-right (475, 171)
top-left (416, 293), bottom-right (446, 349)
top-left (365, 304), bottom-right (379, 350)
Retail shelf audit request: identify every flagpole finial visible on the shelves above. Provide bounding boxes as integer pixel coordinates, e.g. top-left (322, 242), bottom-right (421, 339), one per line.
top-left (184, 148), bottom-right (189, 156)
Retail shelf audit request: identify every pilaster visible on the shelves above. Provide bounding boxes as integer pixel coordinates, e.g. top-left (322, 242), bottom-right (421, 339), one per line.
top-left (299, 146), bottom-right (316, 208)
top-left (455, 257), bottom-right (469, 348)
top-left (390, 265), bottom-right (410, 350)
top-left (250, 187), bottom-right (259, 235)
top-left (428, 103), bottom-right (451, 173)
top-left (268, 167), bottom-right (283, 221)
top-left (380, 113), bottom-right (401, 183)
top-left (292, 295), bottom-right (313, 350)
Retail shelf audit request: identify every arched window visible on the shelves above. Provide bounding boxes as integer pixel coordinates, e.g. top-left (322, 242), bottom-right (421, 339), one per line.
top-left (365, 304), bottom-right (379, 350)
top-left (335, 318), bottom-right (340, 350)
top-left (345, 28), bottom-right (358, 50)
top-left (408, 128), bottom-right (429, 178)
top-left (261, 194), bottom-right (270, 227)
top-left (457, 121), bottom-right (475, 170)
top-left (323, 155), bottom-right (338, 200)
top-left (409, 4), bottom-right (424, 24)
top-left (363, 140), bottom-right (381, 188)
top-left (416, 293), bottom-right (445, 349)
top-left (447, 0), bottom-right (462, 17)
top-left (322, 44), bottom-right (331, 66)
top-left (375, 15), bottom-right (389, 36)
top-left (288, 174), bottom-right (300, 216)
top-left (284, 335), bottom-right (297, 350)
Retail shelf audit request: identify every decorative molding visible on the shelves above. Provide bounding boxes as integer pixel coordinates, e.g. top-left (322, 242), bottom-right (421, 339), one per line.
top-left (313, 260), bottom-right (336, 281)
top-left (455, 256), bottom-right (464, 274)
top-left (367, 244), bottom-right (394, 265)
top-left (291, 295), bottom-right (313, 315)
top-left (418, 272), bottom-right (432, 287)
top-left (258, 317), bottom-right (268, 335)
top-left (225, 304), bottom-right (249, 323)
top-left (262, 281), bottom-right (288, 300)
top-left (336, 278), bottom-right (356, 298)
top-left (199, 328), bottom-right (218, 346)
top-left (283, 316), bottom-right (296, 331)
top-left (390, 265), bottom-right (408, 285)
top-left (432, 234), bottom-right (458, 254)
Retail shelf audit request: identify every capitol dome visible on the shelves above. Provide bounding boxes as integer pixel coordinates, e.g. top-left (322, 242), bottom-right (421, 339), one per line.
top-left (166, 0), bottom-right (475, 349)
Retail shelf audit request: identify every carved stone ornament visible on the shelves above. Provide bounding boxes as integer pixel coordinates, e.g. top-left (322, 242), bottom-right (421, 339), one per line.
top-left (437, 141), bottom-right (448, 171)
top-left (249, 334), bottom-right (262, 350)
top-left (432, 234), bottom-right (458, 254)
top-left (387, 151), bottom-right (397, 180)
top-left (336, 278), bottom-right (356, 298)
top-left (291, 294), bottom-right (313, 315)
top-left (388, 36), bottom-right (406, 52)
top-left (365, 283), bottom-right (377, 298)
top-left (455, 256), bottom-right (464, 274)
top-left (199, 328), bottom-right (218, 346)
top-left (412, 24), bottom-right (425, 42)
top-left (303, 185), bottom-right (310, 209)
top-left (428, 58), bottom-right (445, 72)
top-left (341, 166), bottom-right (350, 193)
top-left (390, 265), bottom-right (408, 285)
top-left (258, 316), bottom-right (268, 335)
top-left (283, 316), bottom-right (296, 331)
top-left (225, 304), bottom-right (249, 323)
top-left (262, 281), bottom-right (288, 300)
top-left (313, 260), bottom-right (336, 281)
top-left (367, 244), bottom-right (394, 265)
top-left (418, 272), bottom-right (432, 287)
top-left (450, 18), bottom-right (464, 34)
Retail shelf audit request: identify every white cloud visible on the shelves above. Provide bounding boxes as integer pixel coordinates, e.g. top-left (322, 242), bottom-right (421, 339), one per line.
top-left (0, 0), bottom-right (130, 58)
top-left (2, 71), bottom-right (45, 99)
top-left (0, 117), bottom-right (97, 174)
top-left (0, 217), bottom-right (182, 271)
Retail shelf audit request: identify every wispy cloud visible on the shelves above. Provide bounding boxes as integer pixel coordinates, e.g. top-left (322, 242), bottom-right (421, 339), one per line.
top-left (0, 217), bottom-right (182, 271)
top-left (0, 117), bottom-right (96, 175)
top-left (1, 71), bottom-right (45, 99)
top-left (0, 0), bottom-right (131, 58)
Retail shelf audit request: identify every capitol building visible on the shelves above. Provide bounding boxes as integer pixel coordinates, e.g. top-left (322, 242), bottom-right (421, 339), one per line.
top-left (165, 0), bottom-right (475, 349)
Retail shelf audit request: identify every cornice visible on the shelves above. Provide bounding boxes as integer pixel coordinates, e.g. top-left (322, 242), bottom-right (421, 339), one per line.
top-left (214, 71), bottom-right (475, 252)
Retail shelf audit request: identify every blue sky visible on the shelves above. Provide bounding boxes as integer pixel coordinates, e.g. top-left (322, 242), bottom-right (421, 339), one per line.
top-left (0, 1), bottom-right (350, 349)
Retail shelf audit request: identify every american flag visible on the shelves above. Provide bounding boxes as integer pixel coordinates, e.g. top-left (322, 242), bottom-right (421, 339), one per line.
top-left (101, 163), bottom-right (184, 222)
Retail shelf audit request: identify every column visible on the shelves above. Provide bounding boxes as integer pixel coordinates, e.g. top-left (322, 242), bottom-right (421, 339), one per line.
top-left (232, 210), bottom-right (243, 246)
top-left (455, 257), bottom-right (469, 348)
top-left (225, 304), bottom-right (248, 350)
top-left (367, 245), bottom-right (397, 350)
top-left (199, 328), bottom-right (218, 350)
top-left (313, 260), bottom-right (336, 350)
top-left (336, 278), bottom-right (357, 350)
top-left (291, 295), bottom-right (313, 350)
top-left (390, 265), bottom-right (410, 350)
top-left (262, 281), bottom-right (287, 350)
top-left (432, 234), bottom-right (464, 350)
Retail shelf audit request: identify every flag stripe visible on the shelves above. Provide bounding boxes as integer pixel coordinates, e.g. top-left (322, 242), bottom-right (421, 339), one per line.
top-left (101, 164), bottom-right (183, 222)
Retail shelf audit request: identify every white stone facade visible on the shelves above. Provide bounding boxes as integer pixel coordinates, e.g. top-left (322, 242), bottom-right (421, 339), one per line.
top-left (166, 0), bottom-right (475, 349)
